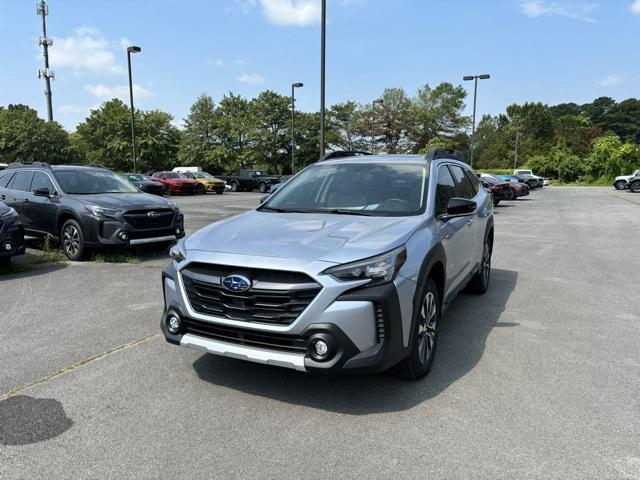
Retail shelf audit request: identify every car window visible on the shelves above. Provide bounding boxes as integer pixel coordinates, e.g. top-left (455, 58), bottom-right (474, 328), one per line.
top-left (31, 172), bottom-right (55, 193)
top-left (9, 171), bottom-right (34, 192)
top-left (463, 169), bottom-right (479, 195)
top-left (449, 165), bottom-right (477, 199)
top-left (0, 172), bottom-right (14, 188)
top-left (435, 165), bottom-right (456, 216)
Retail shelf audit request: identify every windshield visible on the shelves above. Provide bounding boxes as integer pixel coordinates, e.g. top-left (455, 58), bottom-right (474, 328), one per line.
top-left (262, 163), bottom-right (428, 217)
top-left (165, 172), bottom-right (185, 179)
top-left (126, 174), bottom-right (149, 182)
top-left (55, 169), bottom-right (140, 194)
top-left (198, 172), bottom-right (215, 179)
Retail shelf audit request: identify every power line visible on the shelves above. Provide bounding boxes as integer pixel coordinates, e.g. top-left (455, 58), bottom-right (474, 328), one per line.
top-left (36, 0), bottom-right (54, 122)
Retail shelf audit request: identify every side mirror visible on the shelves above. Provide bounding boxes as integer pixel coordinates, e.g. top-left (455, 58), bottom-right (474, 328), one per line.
top-left (446, 198), bottom-right (476, 216)
top-left (33, 186), bottom-right (52, 197)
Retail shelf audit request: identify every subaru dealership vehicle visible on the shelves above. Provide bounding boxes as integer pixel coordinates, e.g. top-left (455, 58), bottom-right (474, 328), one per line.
top-left (123, 173), bottom-right (165, 196)
top-left (613, 169), bottom-right (640, 190)
top-left (161, 149), bottom-right (494, 379)
top-left (514, 169), bottom-right (544, 188)
top-left (0, 201), bottom-right (25, 267)
top-left (182, 171), bottom-right (226, 195)
top-left (220, 169), bottom-right (280, 193)
top-left (0, 163), bottom-right (184, 260)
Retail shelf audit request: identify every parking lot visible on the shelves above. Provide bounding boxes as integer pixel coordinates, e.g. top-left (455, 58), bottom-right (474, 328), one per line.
top-left (1, 187), bottom-right (639, 479)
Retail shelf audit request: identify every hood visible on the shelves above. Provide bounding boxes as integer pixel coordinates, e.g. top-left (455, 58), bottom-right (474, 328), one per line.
top-left (70, 193), bottom-right (174, 211)
top-left (135, 180), bottom-right (162, 188)
top-left (185, 210), bottom-right (424, 264)
top-left (167, 178), bottom-right (195, 184)
top-left (615, 175), bottom-right (632, 181)
top-left (0, 201), bottom-right (10, 216)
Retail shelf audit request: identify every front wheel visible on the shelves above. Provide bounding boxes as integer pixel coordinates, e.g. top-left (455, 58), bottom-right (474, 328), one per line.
top-left (60, 219), bottom-right (86, 261)
top-left (493, 198), bottom-right (500, 207)
top-left (230, 182), bottom-right (239, 192)
top-left (614, 180), bottom-right (627, 191)
top-left (629, 182), bottom-right (640, 193)
top-left (466, 236), bottom-right (492, 294)
top-left (196, 184), bottom-right (206, 195)
top-left (394, 278), bottom-right (440, 380)
top-left (258, 182), bottom-right (268, 193)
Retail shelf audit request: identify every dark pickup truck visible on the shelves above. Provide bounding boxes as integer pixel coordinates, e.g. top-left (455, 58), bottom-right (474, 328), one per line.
top-left (219, 170), bottom-right (280, 193)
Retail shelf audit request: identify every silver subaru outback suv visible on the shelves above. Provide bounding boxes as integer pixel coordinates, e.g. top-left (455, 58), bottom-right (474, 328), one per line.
top-left (161, 149), bottom-right (494, 379)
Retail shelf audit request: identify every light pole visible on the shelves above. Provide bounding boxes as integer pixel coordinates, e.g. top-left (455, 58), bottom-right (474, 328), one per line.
top-left (291, 82), bottom-right (304, 174)
top-left (463, 74), bottom-right (490, 168)
top-left (371, 99), bottom-right (383, 153)
top-left (319, 0), bottom-right (326, 159)
top-left (127, 45), bottom-right (141, 172)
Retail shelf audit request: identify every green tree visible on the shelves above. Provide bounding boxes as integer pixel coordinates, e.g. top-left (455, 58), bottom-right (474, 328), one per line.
top-left (599, 99), bottom-right (640, 143)
top-left (249, 90), bottom-right (291, 173)
top-left (178, 94), bottom-right (219, 171)
top-left (554, 115), bottom-right (599, 156)
top-left (584, 134), bottom-right (637, 180)
top-left (0, 104), bottom-right (70, 164)
top-left (373, 88), bottom-right (413, 154)
top-left (213, 93), bottom-right (255, 173)
top-left (137, 110), bottom-right (181, 172)
top-left (327, 101), bottom-right (368, 152)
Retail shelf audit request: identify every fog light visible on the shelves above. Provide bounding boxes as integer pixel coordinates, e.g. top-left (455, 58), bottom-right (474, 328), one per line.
top-left (118, 231), bottom-right (129, 241)
top-left (166, 312), bottom-right (182, 334)
top-left (313, 340), bottom-right (329, 357)
top-left (4, 242), bottom-right (12, 251)
top-left (176, 227), bottom-right (182, 235)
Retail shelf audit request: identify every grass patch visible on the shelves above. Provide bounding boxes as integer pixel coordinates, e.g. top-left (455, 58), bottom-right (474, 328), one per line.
top-left (0, 236), bottom-right (66, 275)
top-left (91, 252), bottom-right (142, 264)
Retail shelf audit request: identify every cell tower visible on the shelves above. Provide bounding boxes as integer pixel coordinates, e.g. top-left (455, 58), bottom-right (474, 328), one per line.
top-left (36, 0), bottom-right (54, 121)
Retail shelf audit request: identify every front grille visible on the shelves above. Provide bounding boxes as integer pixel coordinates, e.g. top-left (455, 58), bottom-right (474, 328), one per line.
top-left (123, 209), bottom-right (175, 229)
top-left (182, 318), bottom-right (308, 354)
top-left (128, 227), bottom-right (177, 240)
top-left (181, 263), bottom-right (321, 325)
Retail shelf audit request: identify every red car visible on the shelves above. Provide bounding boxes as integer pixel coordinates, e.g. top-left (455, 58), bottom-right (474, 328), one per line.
top-left (481, 173), bottom-right (529, 199)
top-left (151, 171), bottom-right (197, 195)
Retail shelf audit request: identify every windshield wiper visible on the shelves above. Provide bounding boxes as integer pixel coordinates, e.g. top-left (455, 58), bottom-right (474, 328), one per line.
top-left (320, 209), bottom-right (376, 216)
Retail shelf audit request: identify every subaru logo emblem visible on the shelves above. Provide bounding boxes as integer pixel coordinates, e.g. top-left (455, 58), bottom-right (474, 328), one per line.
top-left (222, 275), bottom-right (251, 292)
top-left (147, 211), bottom-right (158, 218)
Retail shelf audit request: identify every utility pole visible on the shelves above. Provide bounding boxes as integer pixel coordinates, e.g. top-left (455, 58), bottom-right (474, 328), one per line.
top-left (291, 82), bottom-right (303, 174)
top-left (319, 0), bottom-right (326, 159)
top-left (514, 123), bottom-right (520, 170)
top-left (37, 0), bottom-right (54, 122)
top-left (127, 46), bottom-right (141, 172)
top-left (463, 74), bottom-right (490, 168)
top-left (371, 99), bottom-right (383, 154)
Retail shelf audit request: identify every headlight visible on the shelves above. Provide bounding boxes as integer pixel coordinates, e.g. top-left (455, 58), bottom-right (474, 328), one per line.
top-left (169, 239), bottom-right (187, 263)
top-left (1, 207), bottom-right (18, 221)
top-left (84, 205), bottom-right (120, 219)
top-left (167, 200), bottom-right (179, 211)
top-left (323, 246), bottom-right (407, 286)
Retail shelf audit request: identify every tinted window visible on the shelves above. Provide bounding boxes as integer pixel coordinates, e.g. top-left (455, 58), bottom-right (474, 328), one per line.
top-left (435, 166), bottom-right (456, 216)
top-left (264, 163), bottom-right (428, 217)
top-left (53, 169), bottom-right (139, 194)
top-left (9, 171), bottom-right (34, 192)
top-left (0, 172), bottom-right (14, 188)
top-left (449, 165), bottom-right (476, 199)
top-left (464, 170), bottom-right (479, 194)
top-left (31, 172), bottom-right (55, 193)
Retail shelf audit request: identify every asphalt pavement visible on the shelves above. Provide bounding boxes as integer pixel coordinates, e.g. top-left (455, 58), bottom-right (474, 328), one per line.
top-left (1, 188), bottom-right (639, 480)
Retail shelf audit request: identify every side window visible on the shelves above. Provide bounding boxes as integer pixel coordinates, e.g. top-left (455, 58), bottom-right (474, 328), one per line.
top-left (463, 169), bottom-right (479, 195)
top-left (449, 165), bottom-right (476, 199)
top-left (435, 166), bottom-right (456, 216)
top-left (31, 172), bottom-right (55, 193)
top-left (0, 172), bottom-right (14, 188)
top-left (8, 171), bottom-right (34, 192)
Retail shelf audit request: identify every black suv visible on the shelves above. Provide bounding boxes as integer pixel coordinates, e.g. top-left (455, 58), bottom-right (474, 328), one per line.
top-left (0, 201), bottom-right (25, 266)
top-left (0, 162), bottom-right (185, 260)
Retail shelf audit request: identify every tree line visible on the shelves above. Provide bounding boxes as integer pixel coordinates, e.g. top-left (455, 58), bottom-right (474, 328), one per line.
top-left (1, 86), bottom-right (639, 182)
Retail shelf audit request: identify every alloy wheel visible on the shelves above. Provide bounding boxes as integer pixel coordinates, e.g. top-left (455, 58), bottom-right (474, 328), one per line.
top-left (417, 291), bottom-right (437, 365)
top-left (63, 225), bottom-right (80, 257)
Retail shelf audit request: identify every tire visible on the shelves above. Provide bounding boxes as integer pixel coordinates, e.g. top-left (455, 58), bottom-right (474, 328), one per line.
top-left (507, 188), bottom-right (515, 200)
top-left (258, 182), bottom-right (268, 193)
top-left (394, 278), bottom-right (440, 380)
top-left (614, 180), bottom-right (627, 191)
top-left (630, 182), bottom-right (640, 193)
top-left (493, 198), bottom-right (500, 207)
top-left (230, 182), bottom-right (239, 192)
top-left (466, 235), bottom-right (492, 294)
top-left (163, 186), bottom-right (171, 196)
top-left (196, 184), bottom-right (206, 195)
top-left (60, 219), bottom-right (86, 261)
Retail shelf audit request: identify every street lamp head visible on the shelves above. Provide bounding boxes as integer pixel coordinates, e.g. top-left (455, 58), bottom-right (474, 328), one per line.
top-left (292, 82), bottom-right (304, 88)
top-left (127, 46), bottom-right (141, 53)
top-left (479, 74), bottom-right (491, 80)
top-left (463, 75), bottom-right (475, 81)
top-left (373, 99), bottom-right (383, 105)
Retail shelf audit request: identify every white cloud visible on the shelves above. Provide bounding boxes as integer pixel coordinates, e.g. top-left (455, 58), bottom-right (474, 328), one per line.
top-left (632, 0), bottom-right (640, 13)
top-left (57, 104), bottom-right (88, 116)
top-left (519, 1), bottom-right (599, 22)
top-left (259, 0), bottom-right (321, 26)
top-left (236, 72), bottom-right (265, 85)
top-left (49, 27), bottom-right (125, 75)
top-left (595, 74), bottom-right (622, 87)
top-left (214, 59), bottom-right (227, 67)
top-left (85, 83), bottom-right (153, 100)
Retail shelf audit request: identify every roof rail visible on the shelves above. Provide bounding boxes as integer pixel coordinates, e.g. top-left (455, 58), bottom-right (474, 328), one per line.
top-left (424, 148), bottom-right (466, 163)
top-left (6, 161), bottom-right (51, 170)
top-left (318, 150), bottom-right (372, 162)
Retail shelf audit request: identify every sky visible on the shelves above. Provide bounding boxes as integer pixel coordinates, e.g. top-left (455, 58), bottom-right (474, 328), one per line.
top-left (1, 0), bottom-right (639, 131)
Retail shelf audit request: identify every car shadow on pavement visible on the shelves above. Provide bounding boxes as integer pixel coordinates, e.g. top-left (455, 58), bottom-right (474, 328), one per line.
top-left (192, 268), bottom-right (518, 415)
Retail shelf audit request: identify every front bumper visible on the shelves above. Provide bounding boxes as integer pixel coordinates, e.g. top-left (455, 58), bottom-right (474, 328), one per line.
top-left (82, 212), bottom-right (185, 248)
top-left (0, 222), bottom-right (25, 258)
top-left (160, 257), bottom-right (413, 374)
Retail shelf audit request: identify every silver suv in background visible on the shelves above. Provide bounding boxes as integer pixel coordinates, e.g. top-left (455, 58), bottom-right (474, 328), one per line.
top-left (161, 149), bottom-right (494, 379)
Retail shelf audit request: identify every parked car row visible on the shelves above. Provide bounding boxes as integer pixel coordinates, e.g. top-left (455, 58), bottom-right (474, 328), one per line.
top-left (477, 168), bottom-right (547, 206)
top-left (613, 169), bottom-right (640, 192)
